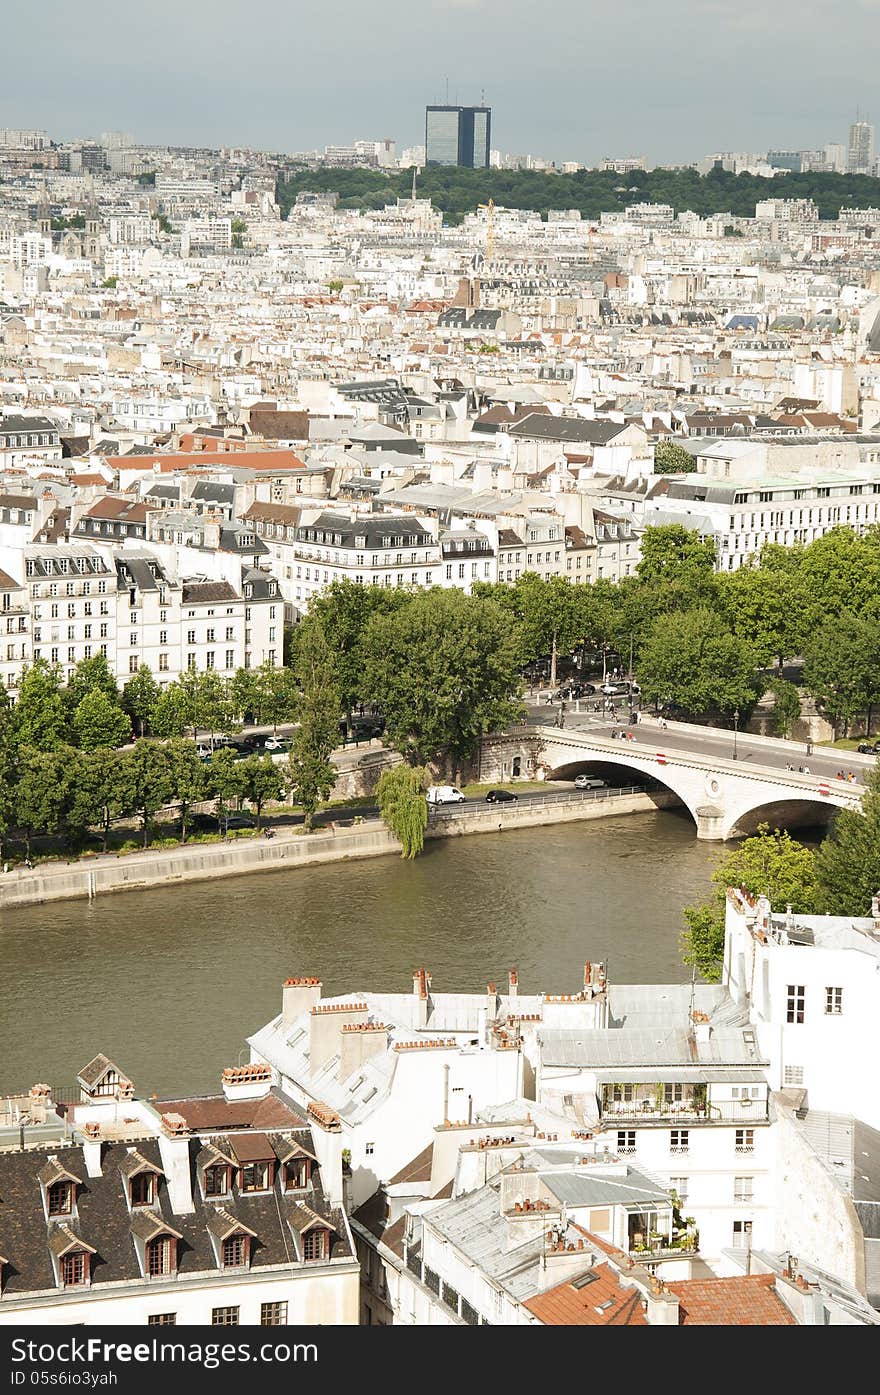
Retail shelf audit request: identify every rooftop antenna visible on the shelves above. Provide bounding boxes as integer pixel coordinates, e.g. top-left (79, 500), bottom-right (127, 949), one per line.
top-left (411, 165), bottom-right (417, 201)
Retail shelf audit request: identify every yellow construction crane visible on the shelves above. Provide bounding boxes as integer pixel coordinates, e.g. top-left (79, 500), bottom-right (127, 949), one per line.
top-left (477, 197), bottom-right (495, 261)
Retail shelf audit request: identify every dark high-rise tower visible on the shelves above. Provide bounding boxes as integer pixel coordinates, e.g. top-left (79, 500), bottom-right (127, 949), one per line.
top-left (425, 105), bottom-right (491, 168)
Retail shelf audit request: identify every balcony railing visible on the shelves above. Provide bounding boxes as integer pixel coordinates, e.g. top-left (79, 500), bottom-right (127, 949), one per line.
top-left (602, 1099), bottom-right (767, 1125)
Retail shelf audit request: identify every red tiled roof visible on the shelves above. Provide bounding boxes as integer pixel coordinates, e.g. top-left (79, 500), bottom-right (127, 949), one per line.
top-left (667, 1274), bottom-right (796, 1325)
top-left (524, 1263), bottom-right (648, 1326)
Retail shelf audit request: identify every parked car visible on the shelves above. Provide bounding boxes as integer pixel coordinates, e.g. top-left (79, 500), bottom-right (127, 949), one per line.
top-left (485, 789), bottom-right (518, 803)
top-left (226, 812), bottom-right (256, 830)
top-left (426, 786), bottom-right (465, 805)
top-left (857, 741), bottom-right (880, 754)
top-left (601, 681), bottom-right (636, 697)
top-left (350, 717), bottom-right (385, 739)
top-left (574, 775), bottom-right (607, 790)
top-left (263, 736), bottom-right (289, 752)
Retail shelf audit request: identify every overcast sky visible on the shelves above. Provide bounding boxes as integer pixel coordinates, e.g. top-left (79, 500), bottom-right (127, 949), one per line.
top-left (2, 0), bottom-right (878, 163)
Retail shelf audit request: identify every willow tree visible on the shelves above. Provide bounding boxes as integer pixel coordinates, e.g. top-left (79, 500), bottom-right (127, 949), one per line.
top-left (376, 764), bottom-right (429, 859)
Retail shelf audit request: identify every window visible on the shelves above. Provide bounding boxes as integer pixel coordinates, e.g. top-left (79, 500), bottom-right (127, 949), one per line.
top-left (204, 1165), bottom-right (228, 1197)
top-left (302, 1228), bottom-right (329, 1261)
top-left (206, 651), bottom-right (215, 670)
top-left (670, 1130), bottom-right (690, 1153)
top-left (783, 1065), bottom-right (804, 1086)
top-left (222, 1235), bottom-right (247, 1268)
top-left (735, 1129), bottom-right (755, 1153)
top-left (664, 1083), bottom-right (684, 1103)
top-left (732, 1220), bottom-right (753, 1249)
top-left (612, 1084), bottom-right (634, 1102)
top-left (226, 649), bottom-right (235, 670)
top-left (239, 1161), bottom-right (270, 1192)
top-left (187, 630), bottom-right (196, 645)
top-left (60, 1251), bottom-right (88, 1287)
top-left (130, 1173), bottom-right (155, 1207)
top-left (285, 1159), bottom-right (311, 1190)
top-left (207, 628), bottom-right (215, 643)
top-left (734, 1177), bottom-right (754, 1202)
top-left (670, 1177), bottom-right (688, 1203)
top-left (423, 1266), bottom-right (440, 1295)
top-left (365, 1142), bottom-right (375, 1156)
top-left (47, 1181), bottom-right (73, 1216)
top-left (147, 1314), bottom-right (176, 1326)
top-left (786, 984), bottom-right (805, 1024)
top-left (226, 626), bottom-right (234, 641)
top-left (146, 1237), bottom-right (173, 1277)
top-left (616, 1130), bottom-right (635, 1154)
top-left (211, 1307), bottom-right (239, 1326)
top-left (159, 654), bottom-right (169, 672)
top-left (825, 987), bottom-right (843, 1015)
top-left (261, 1302), bottom-right (288, 1326)
top-left (129, 655), bottom-right (139, 673)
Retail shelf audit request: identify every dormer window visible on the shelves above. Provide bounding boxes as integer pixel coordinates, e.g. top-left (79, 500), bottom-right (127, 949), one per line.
top-left (302, 1228), bottom-right (330, 1262)
top-left (239, 1161), bottom-right (271, 1193)
top-left (284, 1159), bottom-right (312, 1191)
top-left (146, 1236), bottom-right (174, 1277)
top-left (204, 1164), bottom-right (230, 1198)
top-left (61, 1251), bottom-right (89, 1286)
top-left (130, 1172), bottom-right (156, 1207)
top-left (48, 1181), bottom-right (74, 1216)
top-left (222, 1235), bottom-right (248, 1269)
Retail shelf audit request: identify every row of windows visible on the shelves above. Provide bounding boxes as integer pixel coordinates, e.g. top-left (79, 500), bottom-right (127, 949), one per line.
top-left (786, 984), bottom-right (843, 1023)
top-left (617, 1128), bottom-right (755, 1153)
top-left (31, 581), bottom-right (109, 597)
top-left (670, 1176), bottom-right (755, 1203)
top-left (148, 1303), bottom-right (288, 1326)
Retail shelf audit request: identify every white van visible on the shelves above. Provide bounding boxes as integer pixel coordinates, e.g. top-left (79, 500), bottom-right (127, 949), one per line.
top-left (426, 785), bottom-right (466, 805)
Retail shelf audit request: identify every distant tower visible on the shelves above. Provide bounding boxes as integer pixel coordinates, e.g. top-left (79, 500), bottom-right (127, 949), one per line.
top-left (84, 204), bottom-right (101, 260)
top-left (848, 118), bottom-right (875, 173)
top-left (35, 194), bottom-right (50, 237)
top-left (425, 104), bottom-right (491, 168)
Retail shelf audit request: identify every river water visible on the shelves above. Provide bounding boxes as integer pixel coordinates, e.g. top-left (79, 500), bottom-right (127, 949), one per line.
top-left (2, 810), bottom-right (723, 1097)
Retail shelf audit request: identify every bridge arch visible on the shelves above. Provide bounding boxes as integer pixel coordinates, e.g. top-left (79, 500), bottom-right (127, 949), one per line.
top-left (722, 796), bottom-right (840, 842)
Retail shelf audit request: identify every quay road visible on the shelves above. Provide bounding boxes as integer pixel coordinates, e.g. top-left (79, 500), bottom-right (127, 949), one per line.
top-left (523, 702), bottom-right (877, 787)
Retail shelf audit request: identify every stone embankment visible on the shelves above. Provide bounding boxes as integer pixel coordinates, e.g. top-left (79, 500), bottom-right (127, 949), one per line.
top-left (0, 790), bottom-right (679, 911)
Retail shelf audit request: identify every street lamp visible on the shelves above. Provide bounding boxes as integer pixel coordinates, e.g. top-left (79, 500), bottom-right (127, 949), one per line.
top-left (733, 708), bottom-right (740, 761)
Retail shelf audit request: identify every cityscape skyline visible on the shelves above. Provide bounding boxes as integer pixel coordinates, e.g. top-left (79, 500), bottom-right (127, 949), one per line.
top-left (3, 0), bottom-right (879, 165)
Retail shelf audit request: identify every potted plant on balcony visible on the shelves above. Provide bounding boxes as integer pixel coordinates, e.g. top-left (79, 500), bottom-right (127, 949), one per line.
top-left (692, 1083), bottom-right (707, 1117)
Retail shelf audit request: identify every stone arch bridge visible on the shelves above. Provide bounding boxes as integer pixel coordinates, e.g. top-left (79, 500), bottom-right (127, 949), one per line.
top-left (480, 725), bottom-right (863, 841)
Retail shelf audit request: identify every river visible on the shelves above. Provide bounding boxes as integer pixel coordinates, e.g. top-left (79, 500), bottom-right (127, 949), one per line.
top-left (2, 810), bottom-right (723, 1097)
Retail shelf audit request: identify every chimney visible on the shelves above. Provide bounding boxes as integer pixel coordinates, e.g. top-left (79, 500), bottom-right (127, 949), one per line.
top-left (157, 1113), bottom-right (194, 1215)
top-left (81, 1121), bottom-right (103, 1177)
top-left (307, 1101), bottom-right (344, 1206)
top-left (282, 976), bottom-right (322, 1029)
top-left (508, 967), bottom-right (519, 1002)
top-left (872, 892), bottom-right (880, 931)
top-left (644, 1276), bottom-right (680, 1325)
top-left (413, 968), bottom-right (431, 1028)
top-left (221, 1063), bottom-right (274, 1101)
top-left (28, 1084), bottom-right (51, 1123)
top-left (310, 1002), bottom-right (370, 1073)
top-left (486, 982), bottom-right (498, 1024)
top-left (691, 1010), bottom-right (711, 1044)
top-left (338, 1023), bottom-right (388, 1082)
top-left (583, 963), bottom-right (592, 994)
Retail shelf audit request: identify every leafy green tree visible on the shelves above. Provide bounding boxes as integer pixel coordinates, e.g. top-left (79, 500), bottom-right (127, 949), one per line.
top-left (722, 567), bottom-right (808, 670)
top-left (0, 700), bottom-right (18, 863)
top-left (767, 677), bottom-right (802, 738)
top-left (636, 609), bottom-right (759, 716)
top-left (377, 763), bottom-right (429, 858)
top-left (362, 589), bottom-right (523, 775)
top-left (121, 740), bottom-right (173, 847)
top-left (285, 620), bottom-right (341, 829)
top-left (261, 665), bottom-right (299, 732)
top-left (181, 670), bottom-right (237, 743)
top-left (239, 753), bottom-right (284, 830)
top-left (814, 763), bottom-right (880, 915)
top-left (802, 612), bottom-right (875, 737)
top-left (205, 747), bottom-right (245, 836)
top-left (14, 747), bottom-right (76, 858)
top-left (636, 524), bottom-right (717, 594)
top-left (122, 666), bottom-right (160, 737)
top-left (72, 689), bottom-right (131, 751)
top-left (797, 526), bottom-right (880, 631)
top-left (64, 654), bottom-right (119, 718)
top-left (683, 826), bottom-right (819, 979)
top-left (653, 441), bottom-right (696, 473)
top-left (306, 580), bottom-right (407, 716)
top-left (13, 660), bottom-right (68, 750)
top-left (232, 667), bottom-right (262, 724)
top-left (151, 682), bottom-right (191, 739)
top-left (70, 748), bottom-right (128, 852)
top-left (164, 739), bottom-right (208, 843)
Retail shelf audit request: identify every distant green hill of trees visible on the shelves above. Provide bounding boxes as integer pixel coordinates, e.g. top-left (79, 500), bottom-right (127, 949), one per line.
top-left (276, 165), bottom-right (880, 226)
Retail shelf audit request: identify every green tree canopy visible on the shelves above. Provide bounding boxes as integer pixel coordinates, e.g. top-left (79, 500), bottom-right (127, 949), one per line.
top-left (64, 654), bottom-right (119, 717)
top-left (814, 763), bottom-right (880, 916)
top-left (722, 566), bottom-right (808, 669)
top-left (636, 609), bottom-right (759, 716)
top-left (72, 689), bottom-right (131, 751)
top-left (653, 441), bottom-right (697, 474)
top-left (802, 611), bottom-right (878, 737)
top-left (69, 748), bottom-right (127, 852)
top-left (14, 747), bottom-right (77, 858)
top-left (636, 524), bottom-right (717, 594)
top-left (683, 826), bottom-right (819, 979)
top-left (122, 666), bottom-right (161, 737)
top-left (13, 660), bottom-right (68, 750)
top-left (121, 740), bottom-right (173, 847)
top-left (767, 677), bottom-right (802, 738)
top-left (151, 683), bottom-right (191, 739)
top-left (164, 738), bottom-right (208, 843)
top-left (377, 763), bottom-right (429, 858)
top-left (305, 580), bottom-right (407, 715)
top-left (285, 620), bottom-right (340, 829)
top-left (238, 753), bottom-right (284, 830)
top-left (362, 588), bottom-right (523, 773)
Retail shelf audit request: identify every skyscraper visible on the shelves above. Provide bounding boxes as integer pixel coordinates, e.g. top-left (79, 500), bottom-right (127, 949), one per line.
top-left (425, 106), bottom-right (491, 168)
top-left (848, 119), bottom-right (874, 173)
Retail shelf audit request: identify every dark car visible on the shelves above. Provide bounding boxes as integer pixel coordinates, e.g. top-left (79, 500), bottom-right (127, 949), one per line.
top-left (485, 789), bottom-right (519, 803)
top-left (350, 717), bottom-right (385, 739)
top-left (226, 812), bottom-right (256, 830)
top-left (857, 741), bottom-right (880, 754)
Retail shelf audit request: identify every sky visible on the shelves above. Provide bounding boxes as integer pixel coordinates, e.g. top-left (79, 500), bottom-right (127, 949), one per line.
top-left (2, 0), bottom-right (880, 164)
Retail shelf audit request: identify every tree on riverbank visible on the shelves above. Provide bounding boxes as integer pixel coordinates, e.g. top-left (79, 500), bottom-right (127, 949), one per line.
top-left (285, 620), bottom-right (340, 830)
top-left (377, 764), bottom-right (429, 858)
top-left (682, 826), bottom-right (819, 980)
top-left (814, 763), bottom-right (880, 916)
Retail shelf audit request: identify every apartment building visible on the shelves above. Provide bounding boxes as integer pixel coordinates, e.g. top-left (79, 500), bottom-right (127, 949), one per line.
top-left (288, 512), bottom-right (441, 610)
top-left (0, 1061), bottom-right (358, 1325)
top-left (0, 415), bottom-right (63, 470)
top-left (0, 567), bottom-right (29, 695)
